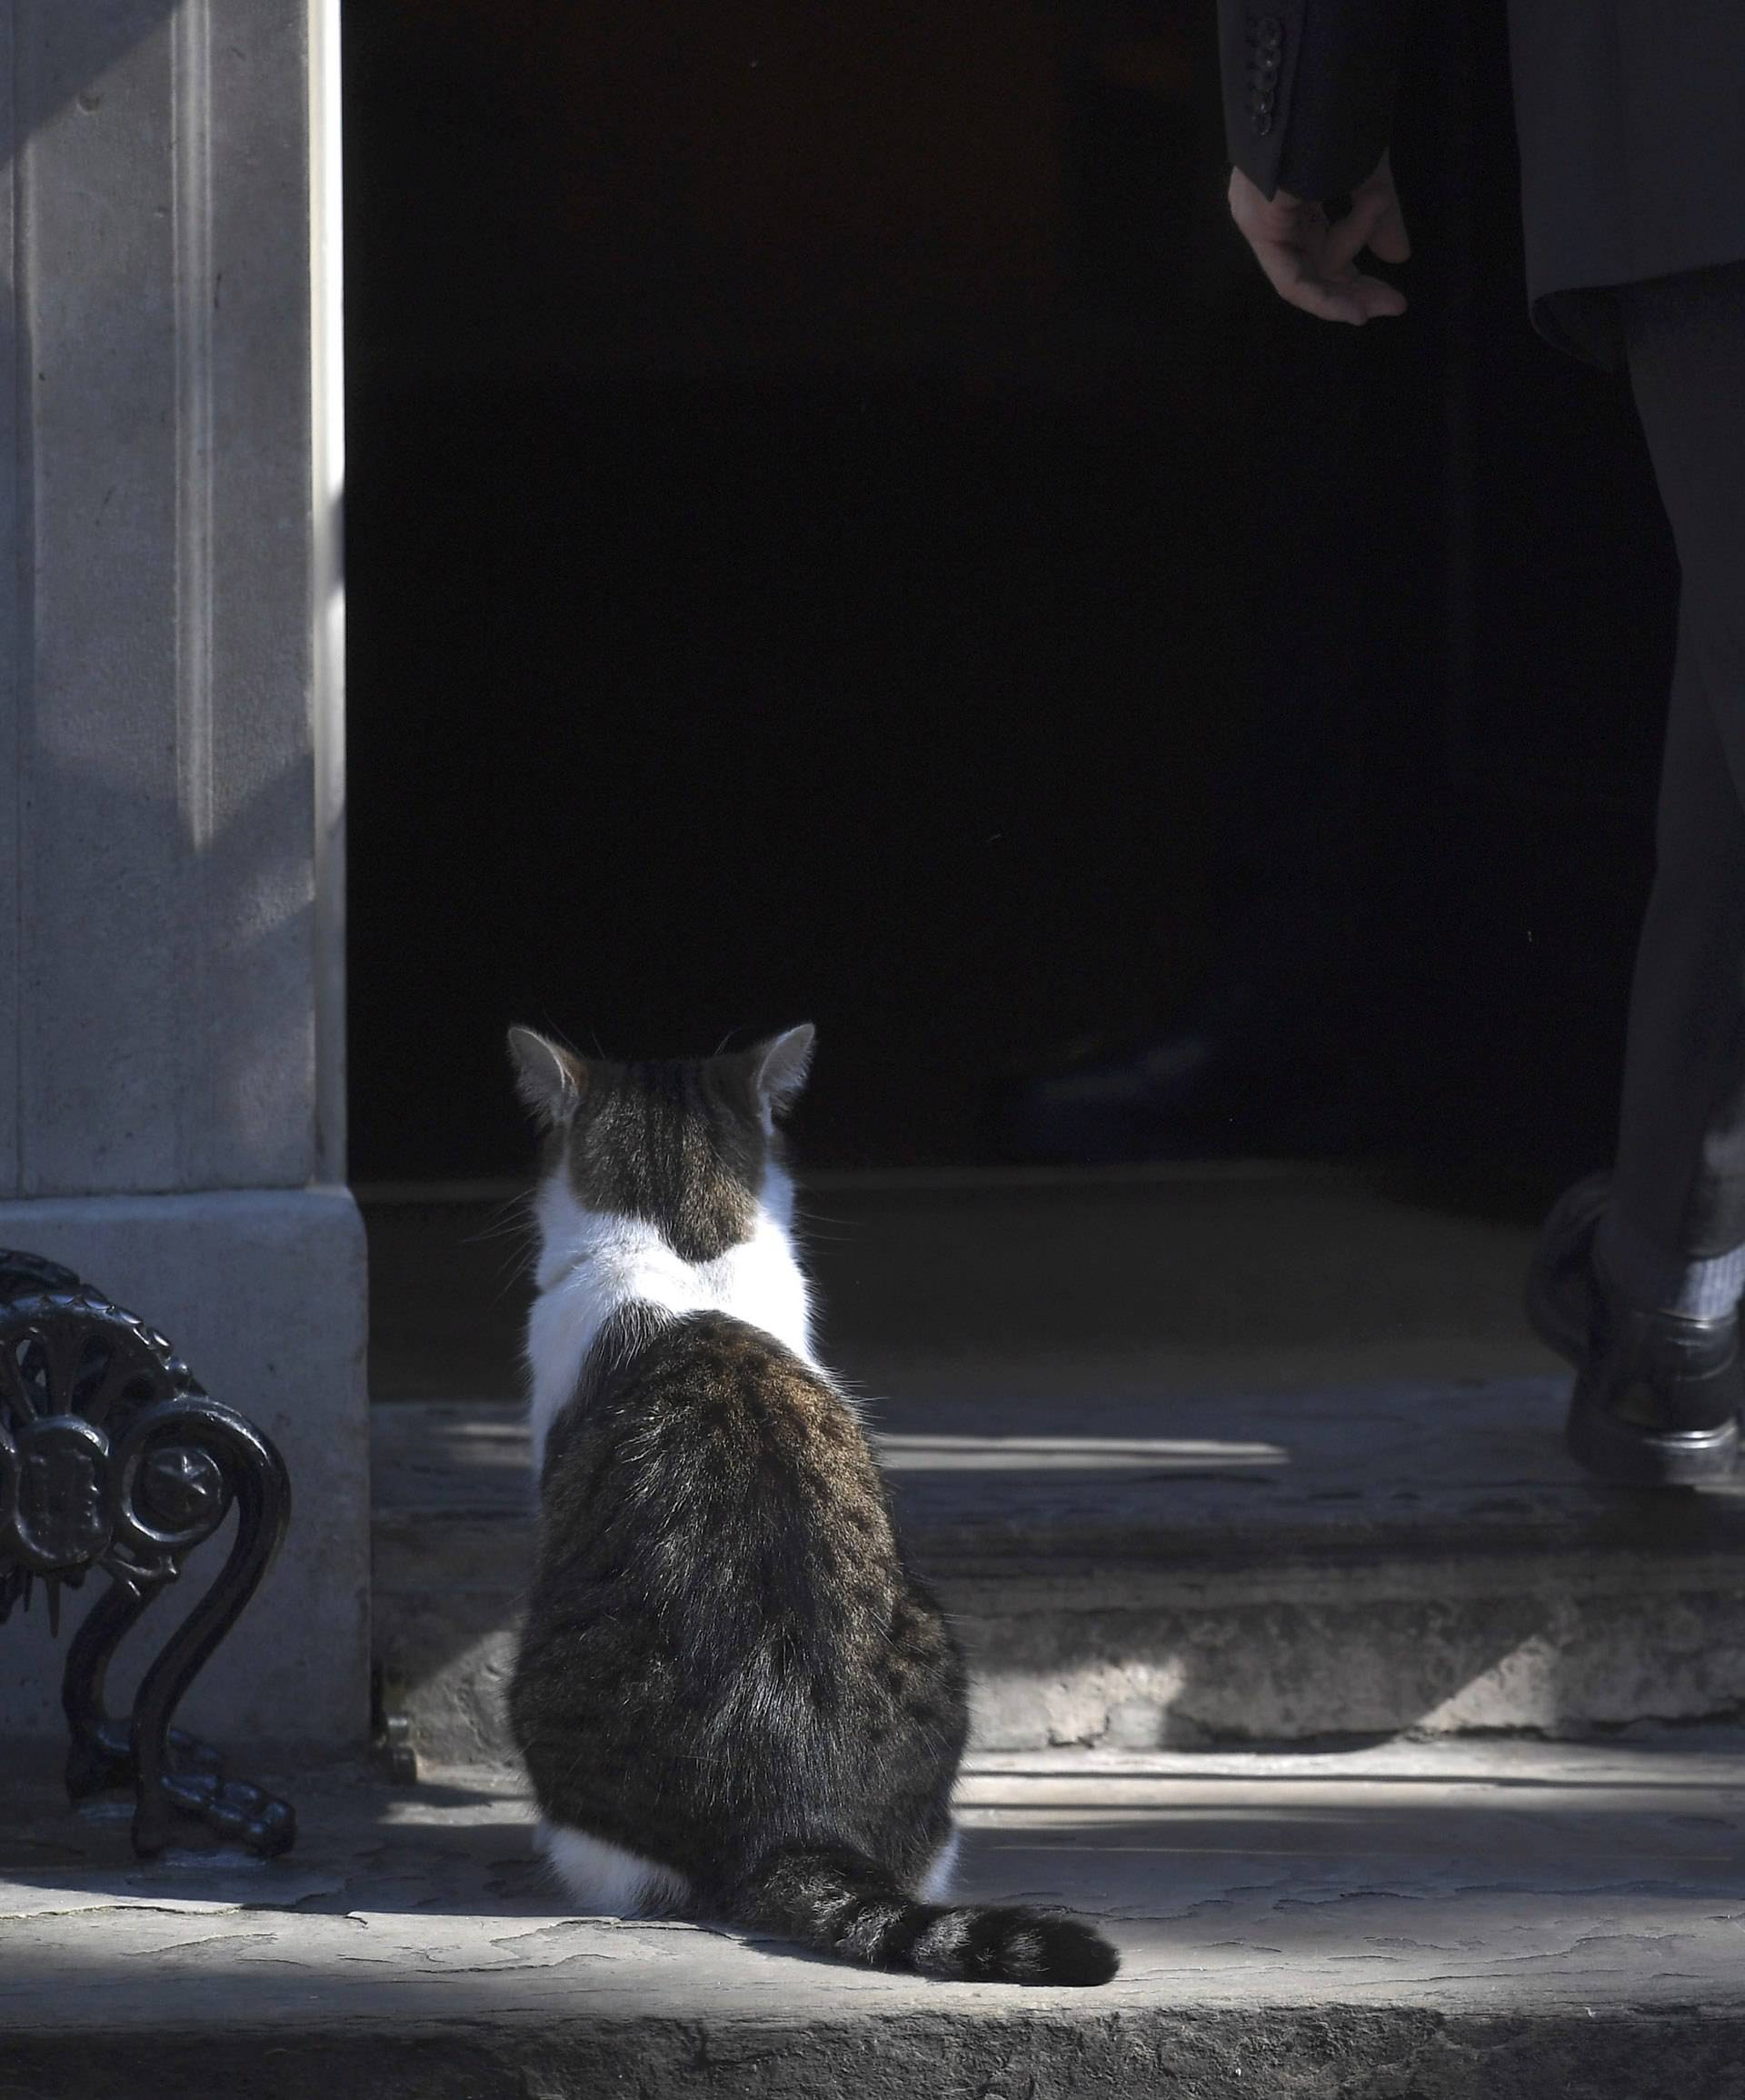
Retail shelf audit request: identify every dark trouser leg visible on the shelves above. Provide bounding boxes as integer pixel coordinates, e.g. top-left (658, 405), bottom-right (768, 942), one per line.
top-left (1608, 265), bottom-right (1745, 1285)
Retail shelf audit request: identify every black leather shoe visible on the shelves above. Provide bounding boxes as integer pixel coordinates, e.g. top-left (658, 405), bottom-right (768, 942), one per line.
top-left (1524, 1171), bottom-right (1610, 1367)
top-left (1526, 1173), bottom-right (1740, 1487)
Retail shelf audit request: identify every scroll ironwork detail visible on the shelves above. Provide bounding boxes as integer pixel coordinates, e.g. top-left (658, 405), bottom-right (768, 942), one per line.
top-left (0, 1252), bottom-right (295, 1858)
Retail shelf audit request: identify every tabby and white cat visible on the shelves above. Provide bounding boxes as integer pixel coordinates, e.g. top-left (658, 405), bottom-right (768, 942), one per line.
top-left (506, 1023), bottom-right (1118, 1986)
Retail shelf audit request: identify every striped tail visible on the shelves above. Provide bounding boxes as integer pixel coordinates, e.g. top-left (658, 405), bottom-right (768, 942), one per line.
top-left (737, 1843), bottom-right (1118, 1986)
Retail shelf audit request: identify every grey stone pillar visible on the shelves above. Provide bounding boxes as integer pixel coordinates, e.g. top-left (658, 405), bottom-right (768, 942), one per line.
top-left (0, 1), bottom-right (365, 1746)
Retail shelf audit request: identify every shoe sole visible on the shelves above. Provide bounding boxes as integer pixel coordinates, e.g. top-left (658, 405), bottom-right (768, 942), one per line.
top-left (1566, 1394), bottom-right (1739, 1488)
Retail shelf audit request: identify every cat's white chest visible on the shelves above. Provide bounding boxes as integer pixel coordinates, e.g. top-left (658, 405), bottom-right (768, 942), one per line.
top-left (524, 1176), bottom-right (816, 1475)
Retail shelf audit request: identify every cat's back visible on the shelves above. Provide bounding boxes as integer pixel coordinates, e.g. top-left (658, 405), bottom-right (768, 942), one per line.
top-left (538, 1307), bottom-right (896, 1590)
top-left (518, 1306), bottom-right (964, 1815)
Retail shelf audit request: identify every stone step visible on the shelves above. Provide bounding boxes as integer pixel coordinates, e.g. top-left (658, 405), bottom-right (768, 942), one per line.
top-left (8, 1737), bottom-right (1745, 2097)
top-left (372, 1380), bottom-right (1745, 1764)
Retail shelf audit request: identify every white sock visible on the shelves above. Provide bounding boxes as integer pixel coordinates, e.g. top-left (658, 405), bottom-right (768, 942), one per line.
top-left (1598, 1207), bottom-right (1745, 1322)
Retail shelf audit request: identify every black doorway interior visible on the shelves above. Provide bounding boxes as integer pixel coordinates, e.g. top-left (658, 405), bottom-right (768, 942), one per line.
top-left (343, 0), bottom-right (1673, 1199)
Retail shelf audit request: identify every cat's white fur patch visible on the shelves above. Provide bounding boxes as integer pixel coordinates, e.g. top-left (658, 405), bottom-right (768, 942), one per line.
top-left (539, 1818), bottom-right (955, 1919)
top-left (525, 1159), bottom-right (819, 1475)
top-left (538, 1818), bottom-right (693, 1917)
top-left (920, 1824), bottom-right (961, 1902)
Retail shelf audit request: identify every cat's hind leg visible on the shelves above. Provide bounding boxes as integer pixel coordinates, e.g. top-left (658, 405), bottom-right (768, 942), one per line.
top-left (536, 1819), bottom-right (693, 1918)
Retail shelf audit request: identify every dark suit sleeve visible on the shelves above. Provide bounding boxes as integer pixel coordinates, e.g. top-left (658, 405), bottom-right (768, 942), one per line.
top-left (1220, 0), bottom-right (1413, 201)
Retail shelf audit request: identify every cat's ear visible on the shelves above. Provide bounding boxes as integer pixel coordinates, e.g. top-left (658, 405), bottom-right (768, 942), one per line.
top-left (747, 1024), bottom-right (815, 1120)
top-left (507, 1026), bottom-right (587, 1126)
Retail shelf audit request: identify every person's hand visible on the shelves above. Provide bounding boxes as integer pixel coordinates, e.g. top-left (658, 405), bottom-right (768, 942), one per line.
top-left (1227, 150), bottom-right (1411, 325)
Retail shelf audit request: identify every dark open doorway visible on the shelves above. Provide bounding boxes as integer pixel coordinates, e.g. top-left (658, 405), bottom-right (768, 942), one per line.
top-left (342, 1), bottom-right (1672, 1199)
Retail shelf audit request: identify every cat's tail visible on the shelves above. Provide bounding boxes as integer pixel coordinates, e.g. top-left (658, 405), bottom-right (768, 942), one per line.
top-left (735, 1843), bottom-right (1119, 1986)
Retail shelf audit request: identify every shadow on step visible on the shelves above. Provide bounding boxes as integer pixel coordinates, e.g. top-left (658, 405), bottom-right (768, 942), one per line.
top-left (373, 1387), bottom-right (1745, 1761)
top-left (8, 1744), bottom-right (1745, 2027)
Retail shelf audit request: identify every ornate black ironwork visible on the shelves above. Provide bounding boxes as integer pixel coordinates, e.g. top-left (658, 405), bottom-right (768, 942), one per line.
top-left (0, 1250), bottom-right (295, 1858)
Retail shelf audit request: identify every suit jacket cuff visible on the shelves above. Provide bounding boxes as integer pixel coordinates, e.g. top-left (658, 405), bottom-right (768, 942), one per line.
top-left (1220, 0), bottom-right (1410, 202)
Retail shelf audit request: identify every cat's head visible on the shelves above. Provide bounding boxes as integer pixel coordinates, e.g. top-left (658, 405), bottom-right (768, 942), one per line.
top-left (506, 1025), bottom-right (814, 1263)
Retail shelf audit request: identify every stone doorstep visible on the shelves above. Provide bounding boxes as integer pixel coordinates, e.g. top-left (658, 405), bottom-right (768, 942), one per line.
top-left (6, 1739), bottom-right (1745, 2099)
top-left (372, 1385), bottom-right (1745, 1763)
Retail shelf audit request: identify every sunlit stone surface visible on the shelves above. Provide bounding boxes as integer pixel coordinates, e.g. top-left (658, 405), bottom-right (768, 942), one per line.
top-left (5, 1741), bottom-right (1745, 2095)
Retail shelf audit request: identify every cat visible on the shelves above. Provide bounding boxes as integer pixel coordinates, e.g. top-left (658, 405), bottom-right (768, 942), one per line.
top-left (505, 1022), bottom-right (1119, 1986)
